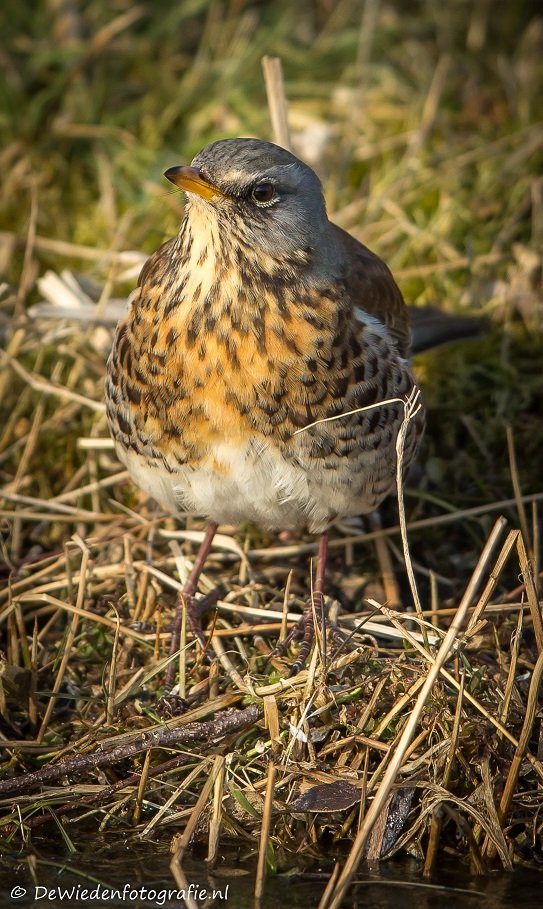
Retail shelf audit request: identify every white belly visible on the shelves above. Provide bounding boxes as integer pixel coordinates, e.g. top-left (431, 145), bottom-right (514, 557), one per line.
top-left (118, 438), bottom-right (376, 533)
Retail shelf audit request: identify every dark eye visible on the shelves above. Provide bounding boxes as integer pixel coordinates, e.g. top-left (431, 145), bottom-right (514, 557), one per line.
top-left (251, 182), bottom-right (276, 205)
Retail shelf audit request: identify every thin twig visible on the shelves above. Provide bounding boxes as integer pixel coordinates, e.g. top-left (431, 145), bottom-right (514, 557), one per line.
top-left (262, 56), bottom-right (291, 151)
top-left (255, 760), bottom-right (277, 900)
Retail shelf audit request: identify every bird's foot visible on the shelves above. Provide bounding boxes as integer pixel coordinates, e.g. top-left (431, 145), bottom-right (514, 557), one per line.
top-left (269, 593), bottom-right (325, 676)
top-left (164, 585), bottom-right (224, 692)
top-left (187, 584), bottom-right (226, 647)
top-left (183, 593), bottom-right (209, 651)
top-left (267, 529), bottom-right (331, 675)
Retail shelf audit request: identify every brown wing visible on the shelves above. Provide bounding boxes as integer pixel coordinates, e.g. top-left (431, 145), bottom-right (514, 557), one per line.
top-left (330, 222), bottom-right (410, 357)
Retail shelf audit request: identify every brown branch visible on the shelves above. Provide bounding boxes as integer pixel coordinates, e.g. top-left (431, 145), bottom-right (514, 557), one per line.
top-left (15, 753), bottom-right (194, 830)
top-left (0, 705), bottom-right (261, 797)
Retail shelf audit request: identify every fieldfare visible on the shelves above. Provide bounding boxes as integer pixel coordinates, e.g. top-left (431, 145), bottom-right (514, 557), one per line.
top-left (105, 138), bottom-right (425, 683)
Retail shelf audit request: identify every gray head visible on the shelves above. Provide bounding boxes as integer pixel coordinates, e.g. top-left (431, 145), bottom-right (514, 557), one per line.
top-left (164, 138), bottom-right (329, 261)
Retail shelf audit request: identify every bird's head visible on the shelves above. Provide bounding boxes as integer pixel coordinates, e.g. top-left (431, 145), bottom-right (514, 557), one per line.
top-left (164, 138), bottom-right (329, 267)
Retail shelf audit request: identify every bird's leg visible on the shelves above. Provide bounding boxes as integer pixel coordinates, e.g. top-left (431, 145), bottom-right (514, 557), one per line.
top-left (165, 521), bottom-right (218, 690)
top-left (268, 530), bottom-right (329, 675)
top-left (288, 530), bottom-right (328, 675)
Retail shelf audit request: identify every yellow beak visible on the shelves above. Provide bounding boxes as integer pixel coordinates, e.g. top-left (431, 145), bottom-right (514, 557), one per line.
top-left (164, 165), bottom-right (225, 201)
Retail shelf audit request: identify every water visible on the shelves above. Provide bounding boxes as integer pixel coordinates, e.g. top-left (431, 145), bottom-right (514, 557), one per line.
top-left (1, 833), bottom-right (541, 908)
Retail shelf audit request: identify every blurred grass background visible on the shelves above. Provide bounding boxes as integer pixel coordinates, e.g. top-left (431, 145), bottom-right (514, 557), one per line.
top-left (2, 1), bottom-right (541, 272)
top-left (0, 0), bottom-right (542, 571)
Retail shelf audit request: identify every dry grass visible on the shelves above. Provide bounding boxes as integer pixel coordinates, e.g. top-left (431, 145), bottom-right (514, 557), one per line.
top-left (1, 0), bottom-right (543, 902)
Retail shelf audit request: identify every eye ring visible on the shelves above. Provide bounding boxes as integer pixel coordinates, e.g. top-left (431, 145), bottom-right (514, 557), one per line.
top-left (250, 182), bottom-right (277, 206)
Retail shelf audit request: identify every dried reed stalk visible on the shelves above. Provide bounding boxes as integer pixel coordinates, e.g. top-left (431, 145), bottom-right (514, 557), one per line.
top-left (322, 517), bottom-right (507, 909)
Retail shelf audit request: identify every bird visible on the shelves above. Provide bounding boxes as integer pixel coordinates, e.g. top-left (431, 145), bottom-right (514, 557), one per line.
top-left (105, 137), bottom-right (425, 685)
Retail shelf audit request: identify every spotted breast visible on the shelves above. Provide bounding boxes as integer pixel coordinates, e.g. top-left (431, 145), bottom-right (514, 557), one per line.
top-left (106, 139), bottom-right (423, 536)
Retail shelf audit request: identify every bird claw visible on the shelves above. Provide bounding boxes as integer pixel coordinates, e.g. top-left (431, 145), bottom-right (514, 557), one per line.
top-left (164, 584), bottom-right (225, 691)
top-left (267, 594), bottom-right (323, 676)
top-left (184, 594), bottom-right (208, 652)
